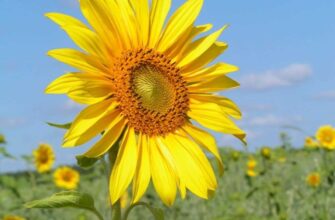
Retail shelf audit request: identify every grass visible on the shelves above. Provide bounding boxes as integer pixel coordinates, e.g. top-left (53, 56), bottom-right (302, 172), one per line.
top-left (1, 147), bottom-right (335, 220)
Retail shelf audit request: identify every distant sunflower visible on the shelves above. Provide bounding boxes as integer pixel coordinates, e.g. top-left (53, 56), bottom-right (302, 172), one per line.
top-left (304, 136), bottom-right (318, 149)
top-left (247, 158), bottom-right (257, 170)
top-left (2, 215), bottom-right (26, 220)
top-left (45, 0), bottom-right (245, 205)
top-left (33, 143), bottom-right (55, 173)
top-left (231, 150), bottom-right (241, 161)
top-left (306, 172), bottom-right (320, 188)
top-left (316, 125), bottom-right (335, 150)
top-left (246, 158), bottom-right (257, 177)
top-left (53, 167), bottom-right (80, 190)
top-left (246, 169), bottom-right (257, 177)
top-left (260, 147), bottom-right (271, 159)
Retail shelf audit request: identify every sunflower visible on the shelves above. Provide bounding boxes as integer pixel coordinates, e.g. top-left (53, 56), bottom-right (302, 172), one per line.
top-left (33, 143), bottom-right (55, 173)
top-left (306, 172), bottom-right (320, 188)
top-left (247, 158), bottom-right (257, 170)
top-left (260, 147), bottom-right (271, 159)
top-left (45, 0), bottom-right (245, 206)
top-left (53, 166), bottom-right (80, 190)
top-left (2, 215), bottom-right (26, 220)
top-left (231, 150), bottom-right (241, 161)
top-left (304, 136), bottom-right (318, 149)
top-left (316, 125), bottom-right (335, 150)
top-left (246, 169), bottom-right (257, 177)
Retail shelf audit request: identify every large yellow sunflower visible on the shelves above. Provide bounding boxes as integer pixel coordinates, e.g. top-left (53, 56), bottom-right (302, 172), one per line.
top-left (45, 0), bottom-right (245, 206)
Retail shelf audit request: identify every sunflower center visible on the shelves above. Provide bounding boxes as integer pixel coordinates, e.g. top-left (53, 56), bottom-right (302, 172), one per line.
top-left (133, 65), bottom-right (175, 114)
top-left (62, 171), bottom-right (73, 182)
top-left (112, 48), bottom-right (189, 136)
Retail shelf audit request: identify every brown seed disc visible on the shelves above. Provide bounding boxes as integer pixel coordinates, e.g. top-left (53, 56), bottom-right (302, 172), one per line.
top-left (111, 48), bottom-right (189, 136)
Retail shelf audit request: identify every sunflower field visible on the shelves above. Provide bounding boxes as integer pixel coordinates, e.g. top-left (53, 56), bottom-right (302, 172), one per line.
top-left (1, 128), bottom-right (335, 220)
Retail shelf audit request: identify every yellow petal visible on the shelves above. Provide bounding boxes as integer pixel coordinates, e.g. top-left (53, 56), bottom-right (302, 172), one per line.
top-left (61, 26), bottom-right (106, 59)
top-left (188, 75), bottom-right (239, 93)
top-left (190, 94), bottom-right (242, 119)
top-left (45, 12), bottom-right (86, 28)
top-left (45, 72), bottom-right (110, 94)
top-left (104, 0), bottom-right (132, 50)
top-left (47, 49), bottom-right (108, 75)
top-left (115, 0), bottom-right (138, 48)
top-left (130, 0), bottom-right (150, 46)
top-left (132, 134), bottom-right (151, 203)
top-left (157, 0), bottom-right (203, 52)
top-left (67, 84), bottom-right (112, 105)
top-left (172, 134), bottom-right (217, 189)
top-left (110, 127), bottom-right (138, 204)
top-left (83, 116), bottom-right (127, 158)
top-left (149, 137), bottom-right (177, 206)
top-left (178, 25), bottom-right (227, 67)
top-left (45, 73), bottom-right (112, 105)
top-left (184, 62), bottom-right (239, 82)
top-left (182, 41), bottom-right (228, 73)
top-left (46, 12), bottom-right (107, 58)
top-left (188, 101), bottom-right (245, 139)
top-left (149, 0), bottom-right (171, 48)
top-left (182, 123), bottom-right (224, 175)
top-left (167, 24), bottom-right (213, 59)
top-left (64, 110), bottom-right (119, 147)
top-left (162, 134), bottom-right (215, 199)
top-left (63, 99), bottom-right (116, 147)
top-left (79, 0), bottom-right (121, 56)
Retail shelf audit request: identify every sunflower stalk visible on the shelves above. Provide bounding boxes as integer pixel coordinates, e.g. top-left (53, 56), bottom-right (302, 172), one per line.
top-left (108, 142), bottom-right (122, 220)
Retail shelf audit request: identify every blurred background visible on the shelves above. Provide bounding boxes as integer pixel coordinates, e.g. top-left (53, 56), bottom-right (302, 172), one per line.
top-left (1, 0), bottom-right (334, 171)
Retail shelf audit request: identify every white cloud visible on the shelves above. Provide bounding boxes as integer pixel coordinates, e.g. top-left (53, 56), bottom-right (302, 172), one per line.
top-left (0, 117), bottom-right (26, 128)
top-left (315, 90), bottom-right (335, 100)
top-left (242, 104), bottom-right (273, 112)
top-left (248, 114), bottom-right (303, 127)
top-left (240, 64), bottom-right (312, 90)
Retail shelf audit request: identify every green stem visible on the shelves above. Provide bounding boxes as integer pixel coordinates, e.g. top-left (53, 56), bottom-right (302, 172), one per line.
top-left (122, 202), bottom-right (158, 220)
top-left (108, 142), bottom-right (121, 220)
top-left (112, 200), bottom-right (121, 220)
top-left (91, 208), bottom-right (105, 220)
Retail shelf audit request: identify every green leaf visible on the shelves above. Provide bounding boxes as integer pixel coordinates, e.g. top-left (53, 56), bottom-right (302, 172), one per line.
top-left (25, 191), bottom-right (104, 220)
top-left (76, 155), bottom-right (99, 169)
top-left (0, 134), bottom-right (6, 144)
top-left (25, 191), bottom-right (94, 209)
top-left (0, 147), bottom-right (15, 159)
top-left (21, 155), bottom-right (34, 164)
top-left (124, 202), bottom-right (164, 220)
top-left (47, 122), bottom-right (72, 130)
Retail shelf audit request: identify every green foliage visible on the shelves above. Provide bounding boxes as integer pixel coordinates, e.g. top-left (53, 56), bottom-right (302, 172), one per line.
top-left (76, 155), bottom-right (99, 169)
top-left (124, 202), bottom-right (165, 220)
top-left (0, 134), bottom-right (5, 144)
top-left (1, 148), bottom-right (335, 220)
top-left (25, 191), bottom-right (103, 220)
top-left (21, 155), bottom-right (34, 164)
top-left (0, 146), bottom-right (15, 159)
top-left (47, 122), bottom-right (72, 130)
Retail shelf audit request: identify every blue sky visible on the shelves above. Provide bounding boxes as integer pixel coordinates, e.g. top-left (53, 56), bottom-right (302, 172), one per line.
top-left (1, 0), bottom-right (335, 171)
